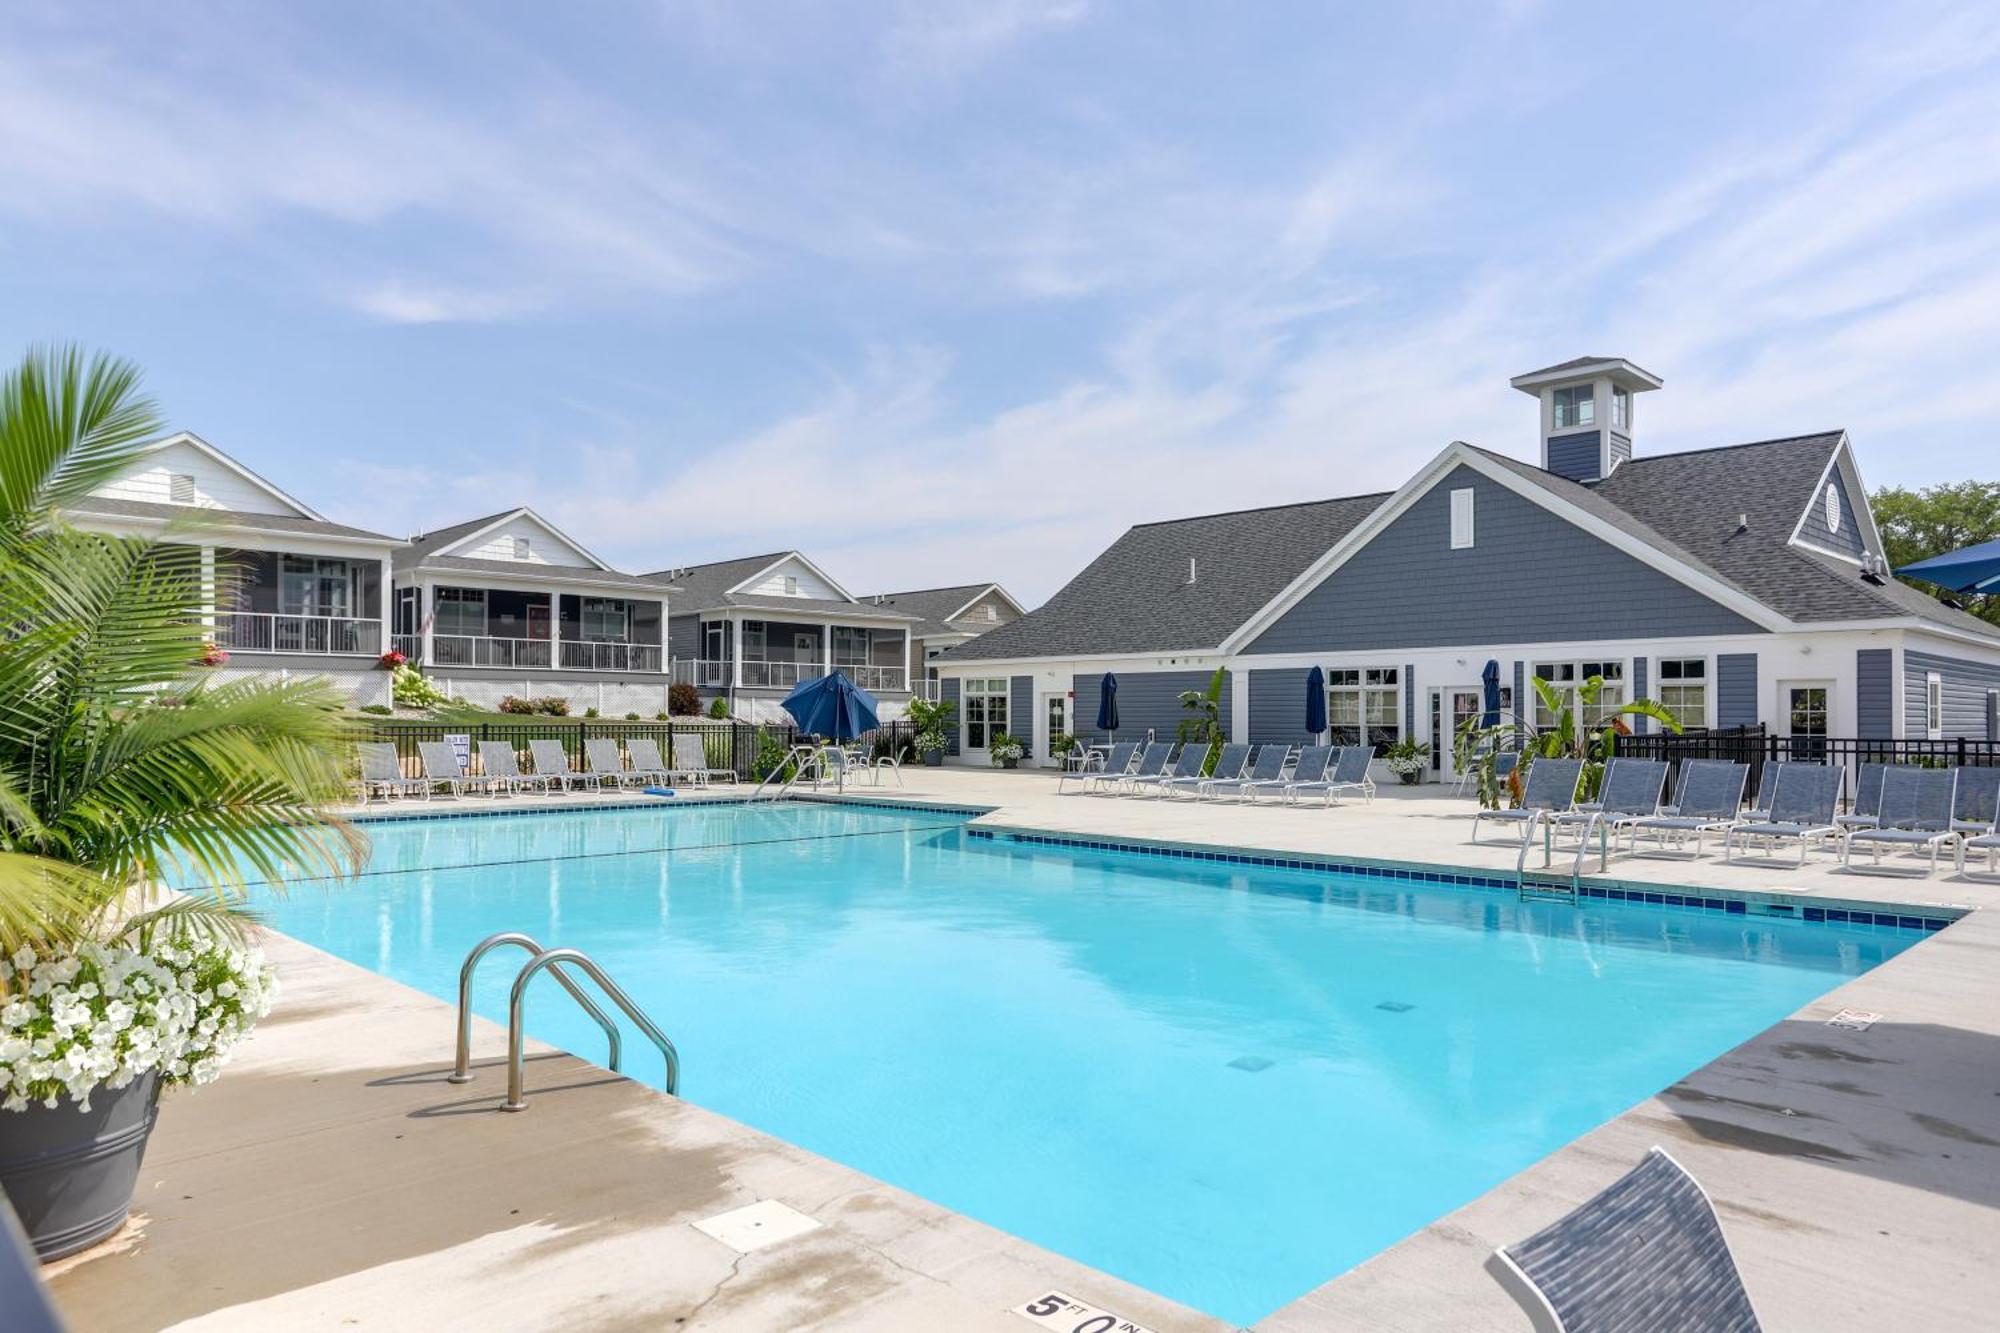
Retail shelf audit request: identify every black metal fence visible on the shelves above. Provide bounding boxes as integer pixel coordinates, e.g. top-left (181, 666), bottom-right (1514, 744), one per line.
top-left (1619, 724), bottom-right (2000, 808)
top-left (358, 718), bottom-right (919, 782)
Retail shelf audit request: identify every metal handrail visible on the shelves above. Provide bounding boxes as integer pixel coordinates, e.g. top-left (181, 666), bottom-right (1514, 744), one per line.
top-left (747, 744), bottom-right (822, 802)
top-left (506, 948), bottom-right (679, 1111)
top-left (449, 931), bottom-right (622, 1085)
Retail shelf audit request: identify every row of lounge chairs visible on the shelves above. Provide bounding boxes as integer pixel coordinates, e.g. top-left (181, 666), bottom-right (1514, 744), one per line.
top-left (356, 736), bottom-right (737, 802)
top-left (1057, 741), bottom-right (1376, 805)
top-left (1473, 754), bottom-right (2000, 878)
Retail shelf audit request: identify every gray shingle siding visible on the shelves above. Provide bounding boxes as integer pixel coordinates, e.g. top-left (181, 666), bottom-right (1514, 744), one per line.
top-left (940, 678), bottom-right (960, 756)
top-left (1247, 667), bottom-right (1312, 743)
top-left (1010, 676), bottom-right (1033, 756)
top-left (1247, 466), bottom-right (1761, 654)
top-left (1857, 648), bottom-right (1894, 739)
top-left (1546, 431), bottom-right (1601, 483)
top-left (1073, 669), bottom-right (1231, 743)
top-left (1717, 653), bottom-right (1758, 728)
top-left (1796, 468), bottom-right (1865, 559)
top-left (1904, 649), bottom-right (2000, 739)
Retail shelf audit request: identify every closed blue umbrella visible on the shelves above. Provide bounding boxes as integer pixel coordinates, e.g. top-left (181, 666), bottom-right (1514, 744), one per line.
top-left (1096, 672), bottom-right (1119, 742)
top-left (1481, 658), bottom-right (1502, 729)
top-left (1304, 665), bottom-right (1327, 741)
top-left (1897, 537), bottom-right (2000, 595)
top-left (781, 669), bottom-right (880, 742)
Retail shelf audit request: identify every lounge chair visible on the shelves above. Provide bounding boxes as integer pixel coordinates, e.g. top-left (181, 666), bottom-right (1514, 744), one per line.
top-left (1556, 757), bottom-right (1668, 870)
top-left (478, 740), bottom-right (551, 795)
top-left (1487, 1146), bottom-right (1762, 1333)
top-left (1950, 764), bottom-right (2000, 836)
top-left (1617, 760), bottom-right (1748, 857)
top-left (1834, 761), bottom-right (1888, 831)
top-left (1277, 744), bottom-right (1334, 804)
top-left (1957, 804), bottom-right (2000, 880)
top-left (1201, 743), bottom-right (1290, 801)
top-left (1724, 763), bottom-right (1840, 866)
top-left (1075, 742), bottom-right (1141, 794)
top-left (623, 738), bottom-right (674, 787)
top-left (356, 742), bottom-right (429, 802)
top-left (1469, 757), bottom-right (1583, 845)
top-left (1164, 743), bottom-right (1246, 798)
top-left (582, 737), bottom-right (645, 788)
top-left (1128, 744), bottom-right (1204, 797)
top-left (1745, 761), bottom-right (1784, 820)
top-left (1099, 742), bottom-right (1172, 795)
top-left (527, 739), bottom-right (593, 793)
top-left (418, 740), bottom-right (496, 798)
top-left (1289, 745), bottom-right (1376, 806)
top-left (1840, 766), bottom-right (1959, 876)
top-left (672, 733), bottom-right (737, 786)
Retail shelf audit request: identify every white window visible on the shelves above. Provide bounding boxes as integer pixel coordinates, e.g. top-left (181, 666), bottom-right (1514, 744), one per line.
top-left (433, 587), bottom-right (487, 637)
top-left (743, 621), bottom-right (767, 656)
top-left (1327, 667), bottom-right (1400, 750)
top-left (278, 555), bottom-right (356, 618)
top-left (512, 535), bottom-right (532, 559)
top-left (702, 620), bottom-right (725, 662)
top-left (1553, 384), bottom-right (1594, 429)
top-left (833, 626), bottom-right (869, 665)
top-left (1534, 660), bottom-right (1626, 729)
top-left (1449, 488), bottom-right (1475, 549)
top-left (169, 473), bottom-right (197, 504)
top-left (580, 598), bottom-right (628, 641)
top-left (1926, 672), bottom-right (1943, 739)
top-left (1611, 386), bottom-right (1630, 431)
top-left (1656, 657), bottom-right (1707, 728)
top-left (963, 677), bottom-right (1010, 750)
top-left (784, 574), bottom-right (799, 594)
top-left (1824, 484), bottom-right (1842, 534)
top-left (983, 602), bottom-right (999, 622)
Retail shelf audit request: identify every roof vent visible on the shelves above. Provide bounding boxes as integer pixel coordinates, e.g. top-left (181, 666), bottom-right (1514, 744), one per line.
top-left (1736, 513), bottom-right (1749, 533)
top-left (1185, 557), bottom-right (1198, 585)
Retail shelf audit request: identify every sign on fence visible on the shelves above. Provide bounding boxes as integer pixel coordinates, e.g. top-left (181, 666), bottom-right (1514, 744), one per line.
top-left (446, 733), bottom-right (472, 770)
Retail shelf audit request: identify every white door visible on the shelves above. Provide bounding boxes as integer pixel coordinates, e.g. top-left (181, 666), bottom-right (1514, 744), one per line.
top-left (1777, 680), bottom-right (1833, 762)
top-left (795, 632), bottom-right (818, 686)
top-left (1428, 687), bottom-right (1485, 783)
top-left (1039, 693), bottom-right (1070, 766)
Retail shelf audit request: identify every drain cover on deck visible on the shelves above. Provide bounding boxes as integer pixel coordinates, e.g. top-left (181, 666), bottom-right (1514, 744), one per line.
top-left (1375, 1000), bottom-right (1415, 1013)
top-left (692, 1199), bottom-right (823, 1253)
top-left (1827, 1009), bottom-right (1882, 1031)
top-left (1226, 1055), bottom-right (1273, 1072)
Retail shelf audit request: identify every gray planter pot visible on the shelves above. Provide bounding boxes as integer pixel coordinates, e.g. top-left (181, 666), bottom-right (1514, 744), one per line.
top-left (999, 758), bottom-right (1019, 769)
top-left (922, 750), bottom-right (944, 767)
top-left (0, 1071), bottom-right (160, 1260)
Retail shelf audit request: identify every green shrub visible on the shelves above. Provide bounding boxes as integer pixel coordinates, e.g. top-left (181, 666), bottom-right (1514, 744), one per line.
top-left (624, 711), bottom-right (641, 721)
top-left (358, 703), bottom-right (393, 716)
top-left (707, 696), bottom-right (730, 720)
top-left (391, 663), bottom-right (449, 709)
top-left (498, 696), bottom-right (536, 715)
top-left (584, 706), bottom-right (600, 719)
top-left (655, 711), bottom-right (669, 721)
top-left (535, 697), bottom-right (570, 717)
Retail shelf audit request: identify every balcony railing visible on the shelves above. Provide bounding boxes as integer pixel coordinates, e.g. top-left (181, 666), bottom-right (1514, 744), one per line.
top-left (214, 612), bottom-right (380, 656)
top-left (739, 660), bottom-right (825, 690)
top-left (840, 664), bottom-right (909, 692)
top-left (668, 659), bottom-right (907, 691)
top-left (431, 635), bottom-right (552, 669)
top-left (392, 634), bottom-right (422, 662)
top-left (560, 641), bottom-right (663, 673)
top-left (672, 658), bottom-right (731, 687)
top-left (405, 636), bottom-right (663, 672)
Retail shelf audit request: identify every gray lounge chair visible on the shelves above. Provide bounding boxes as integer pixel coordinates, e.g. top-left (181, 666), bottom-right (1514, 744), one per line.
top-left (418, 740), bottom-right (496, 798)
top-left (1840, 766), bottom-right (1959, 876)
top-left (1487, 1146), bottom-right (1761, 1333)
top-left (1076, 742), bottom-right (1141, 793)
top-left (1470, 757), bottom-right (1583, 845)
top-left (624, 738), bottom-right (674, 786)
top-left (1834, 761), bottom-right (1888, 830)
top-left (1746, 761), bottom-right (1784, 820)
top-left (583, 738), bottom-right (645, 788)
top-left (1957, 803), bottom-right (2000, 880)
top-left (1277, 744), bottom-right (1334, 803)
top-left (1101, 742), bottom-right (1172, 794)
top-left (1617, 760), bottom-right (1748, 857)
top-left (478, 740), bottom-right (550, 795)
top-left (1129, 744), bottom-right (1205, 797)
top-left (1724, 763), bottom-right (1840, 866)
top-left (672, 732), bottom-right (737, 786)
top-left (527, 739), bottom-right (593, 793)
top-left (1557, 757), bottom-right (1668, 870)
top-left (1201, 743), bottom-right (1290, 801)
top-left (1289, 744), bottom-right (1376, 806)
top-left (356, 742), bottom-right (429, 802)
top-left (1950, 764), bottom-right (2000, 835)
top-left (1164, 743), bottom-right (1246, 798)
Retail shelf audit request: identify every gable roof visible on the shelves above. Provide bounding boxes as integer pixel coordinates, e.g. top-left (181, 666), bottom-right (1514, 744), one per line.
top-left (130, 431), bottom-right (327, 521)
top-left (399, 507), bottom-right (610, 571)
top-left (65, 495), bottom-right (399, 544)
top-left (863, 583), bottom-right (1026, 636)
top-left (946, 493), bottom-right (1389, 661)
top-left (641, 552), bottom-right (918, 622)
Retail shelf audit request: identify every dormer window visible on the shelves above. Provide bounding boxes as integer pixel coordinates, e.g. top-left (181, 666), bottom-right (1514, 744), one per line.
top-left (1824, 484), bottom-right (1842, 534)
top-left (513, 536), bottom-right (531, 559)
top-left (1552, 385), bottom-right (1594, 429)
top-left (1611, 387), bottom-right (1630, 431)
top-left (169, 473), bottom-right (196, 504)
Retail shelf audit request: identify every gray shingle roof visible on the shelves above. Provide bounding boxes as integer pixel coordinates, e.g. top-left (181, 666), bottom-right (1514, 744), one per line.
top-left (400, 511), bottom-right (519, 565)
top-left (404, 554), bottom-right (676, 591)
top-left (945, 492), bottom-right (1389, 660)
top-left (863, 583), bottom-right (1014, 636)
top-left (641, 553), bottom-right (791, 608)
top-left (67, 497), bottom-right (399, 543)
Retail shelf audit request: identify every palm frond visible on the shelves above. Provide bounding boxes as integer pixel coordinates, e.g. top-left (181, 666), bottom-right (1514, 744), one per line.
top-left (0, 344), bottom-right (162, 533)
top-left (0, 853), bottom-right (112, 955)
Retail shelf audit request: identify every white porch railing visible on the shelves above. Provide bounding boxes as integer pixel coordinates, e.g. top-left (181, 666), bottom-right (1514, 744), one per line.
top-left (391, 634), bottom-right (422, 662)
top-left (739, 660), bottom-right (825, 690)
top-left (560, 641), bottom-right (663, 673)
top-left (667, 659), bottom-right (907, 691)
top-left (839, 664), bottom-right (908, 692)
top-left (672, 659), bottom-right (731, 687)
top-left (431, 635), bottom-right (552, 669)
top-left (214, 612), bottom-right (380, 656)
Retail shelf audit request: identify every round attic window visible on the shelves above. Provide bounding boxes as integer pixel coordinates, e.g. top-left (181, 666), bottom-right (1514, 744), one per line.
top-left (1825, 483), bottom-right (1842, 534)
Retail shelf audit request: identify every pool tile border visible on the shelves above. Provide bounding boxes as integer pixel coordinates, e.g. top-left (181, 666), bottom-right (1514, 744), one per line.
top-left (346, 792), bottom-right (987, 825)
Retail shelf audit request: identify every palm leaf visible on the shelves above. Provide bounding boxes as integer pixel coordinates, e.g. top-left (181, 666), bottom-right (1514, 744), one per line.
top-left (0, 344), bottom-right (162, 533)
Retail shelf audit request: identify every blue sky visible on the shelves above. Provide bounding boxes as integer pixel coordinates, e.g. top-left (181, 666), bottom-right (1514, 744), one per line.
top-left (4, 2), bottom-right (1998, 601)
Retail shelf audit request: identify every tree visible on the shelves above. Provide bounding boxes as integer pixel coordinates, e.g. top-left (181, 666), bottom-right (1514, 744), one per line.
top-left (1873, 480), bottom-right (2000, 627)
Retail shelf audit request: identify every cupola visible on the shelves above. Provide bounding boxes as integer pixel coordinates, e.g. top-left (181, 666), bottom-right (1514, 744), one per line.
top-left (1509, 356), bottom-right (1662, 483)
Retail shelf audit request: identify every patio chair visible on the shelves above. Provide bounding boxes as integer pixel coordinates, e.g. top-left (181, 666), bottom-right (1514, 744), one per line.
top-left (623, 738), bottom-right (674, 787)
top-left (1127, 744), bottom-right (1205, 797)
top-left (1746, 761), bottom-right (1784, 820)
top-left (1201, 743), bottom-right (1290, 801)
top-left (1074, 742), bottom-right (1141, 794)
top-left (1100, 741), bottom-right (1172, 795)
top-left (1277, 744), bottom-right (1335, 803)
top-left (527, 739), bottom-right (593, 793)
top-left (418, 741), bottom-right (496, 798)
top-left (1617, 760), bottom-right (1748, 858)
top-left (477, 740), bottom-right (551, 795)
top-left (1956, 803), bottom-right (2000, 880)
top-left (1289, 745), bottom-right (1376, 806)
top-left (1469, 757), bottom-right (1583, 845)
top-left (1834, 761), bottom-right (1888, 830)
top-left (672, 732), bottom-right (738, 786)
top-left (1556, 757), bottom-right (1668, 870)
top-left (1840, 766), bottom-right (1960, 876)
top-left (1724, 763), bottom-right (1841, 866)
top-left (1486, 1146), bottom-right (1762, 1333)
top-left (584, 738), bottom-right (645, 788)
top-left (1949, 764), bottom-right (2000, 835)
top-left (1162, 742), bottom-right (1246, 798)
top-left (356, 742), bottom-right (429, 802)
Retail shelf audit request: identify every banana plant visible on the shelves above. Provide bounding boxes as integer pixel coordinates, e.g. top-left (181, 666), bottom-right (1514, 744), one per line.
top-left (1456, 675), bottom-right (1682, 808)
top-left (1175, 667), bottom-right (1227, 774)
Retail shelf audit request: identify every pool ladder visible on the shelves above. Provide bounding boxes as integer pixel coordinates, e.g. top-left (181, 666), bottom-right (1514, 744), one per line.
top-left (746, 744), bottom-right (825, 802)
top-left (1515, 815), bottom-right (1588, 904)
top-left (450, 932), bottom-right (680, 1112)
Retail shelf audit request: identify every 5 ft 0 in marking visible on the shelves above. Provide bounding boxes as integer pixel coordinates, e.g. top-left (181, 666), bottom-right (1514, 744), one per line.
top-left (1011, 1290), bottom-right (1159, 1333)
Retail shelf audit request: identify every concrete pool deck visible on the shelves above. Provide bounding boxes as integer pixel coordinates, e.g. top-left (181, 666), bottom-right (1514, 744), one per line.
top-left (46, 769), bottom-right (2000, 1330)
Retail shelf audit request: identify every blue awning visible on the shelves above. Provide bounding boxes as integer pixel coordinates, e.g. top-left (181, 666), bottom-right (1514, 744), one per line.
top-left (1897, 537), bottom-right (2000, 595)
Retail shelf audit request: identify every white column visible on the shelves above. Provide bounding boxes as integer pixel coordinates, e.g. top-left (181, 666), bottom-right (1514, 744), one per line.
top-left (198, 545), bottom-right (217, 631)
top-left (419, 580), bottom-right (435, 667)
top-left (732, 618), bottom-right (743, 690)
top-left (903, 630), bottom-right (913, 693)
top-left (377, 555), bottom-right (392, 656)
top-left (823, 621), bottom-right (834, 680)
top-left (548, 590), bottom-right (561, 674)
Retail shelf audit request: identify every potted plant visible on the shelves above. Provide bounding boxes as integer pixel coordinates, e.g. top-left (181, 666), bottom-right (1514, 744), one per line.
top-left (1383, 737), bottom-right (1431, 785)
top-left (905, 696), bottom-right (956, 767)
top-left (0, 346), bottom-right (361, 1259)
top-left (377, 648), bottom-right (407, 670)
top-left (989, 732), bottom-right (1025, 769)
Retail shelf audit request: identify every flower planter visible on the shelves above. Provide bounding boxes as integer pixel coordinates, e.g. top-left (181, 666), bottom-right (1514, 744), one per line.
top-left (922, 750), bottom-right (944, 767)
top-left (0, 1071), bottom-right (159, 1260)
top-left (999, 758), bottom-right (1019, 769)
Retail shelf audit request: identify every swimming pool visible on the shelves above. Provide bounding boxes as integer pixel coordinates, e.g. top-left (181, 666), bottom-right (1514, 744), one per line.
top-left (249, 800), bottom-right (1925, 1324)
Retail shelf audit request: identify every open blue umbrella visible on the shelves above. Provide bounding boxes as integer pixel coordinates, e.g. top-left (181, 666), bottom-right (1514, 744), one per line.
top-left (1304, 664), bottom-right (1326, 741)
top-left (781, 669), bottom-right (880, 741)
top-left (1480, 659), bottom-right (1502, 729)
top-left (1096, 672), bottom-right (1119, 742)
top-left (1897, 537), bottom-right (2000, 595)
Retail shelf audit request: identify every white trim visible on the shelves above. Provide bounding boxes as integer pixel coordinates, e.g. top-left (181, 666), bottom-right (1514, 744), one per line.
top-left (1925, 671), bottom-right (1944, 740)
top-left (132, 431), bottom-right (327, 521)
top-left (1449, 487), bottom-right (1475, 550)
top-left (425, 507), bottom-right (614, 571)
top-left (723, 551), bottom-right (858, 603)
top-left (1786, 433), bottom-right (1886, 566)
top-left (396, 566), bottom-right (668, 599)
top-left (1221, 442), bottom-right (1791, 653)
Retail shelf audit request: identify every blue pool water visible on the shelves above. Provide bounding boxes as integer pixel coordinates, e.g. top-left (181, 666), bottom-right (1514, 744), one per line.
top-left (246, 801), bottom-right (1923, 1323)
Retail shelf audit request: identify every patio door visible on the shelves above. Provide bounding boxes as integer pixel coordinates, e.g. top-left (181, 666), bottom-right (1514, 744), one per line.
top-left (1778, 680), bottom-right (1832, 761)
top-left (1039, 692), bottom-right (1069, 766)
top-left (526, 601), bottom-right (551, 641)
top-left (1427, 686), bottom-right (1484, 783)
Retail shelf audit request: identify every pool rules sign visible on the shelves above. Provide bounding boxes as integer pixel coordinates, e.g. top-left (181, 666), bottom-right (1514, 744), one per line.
top-left (1011, 1291), bottom-right (1159, 1333)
